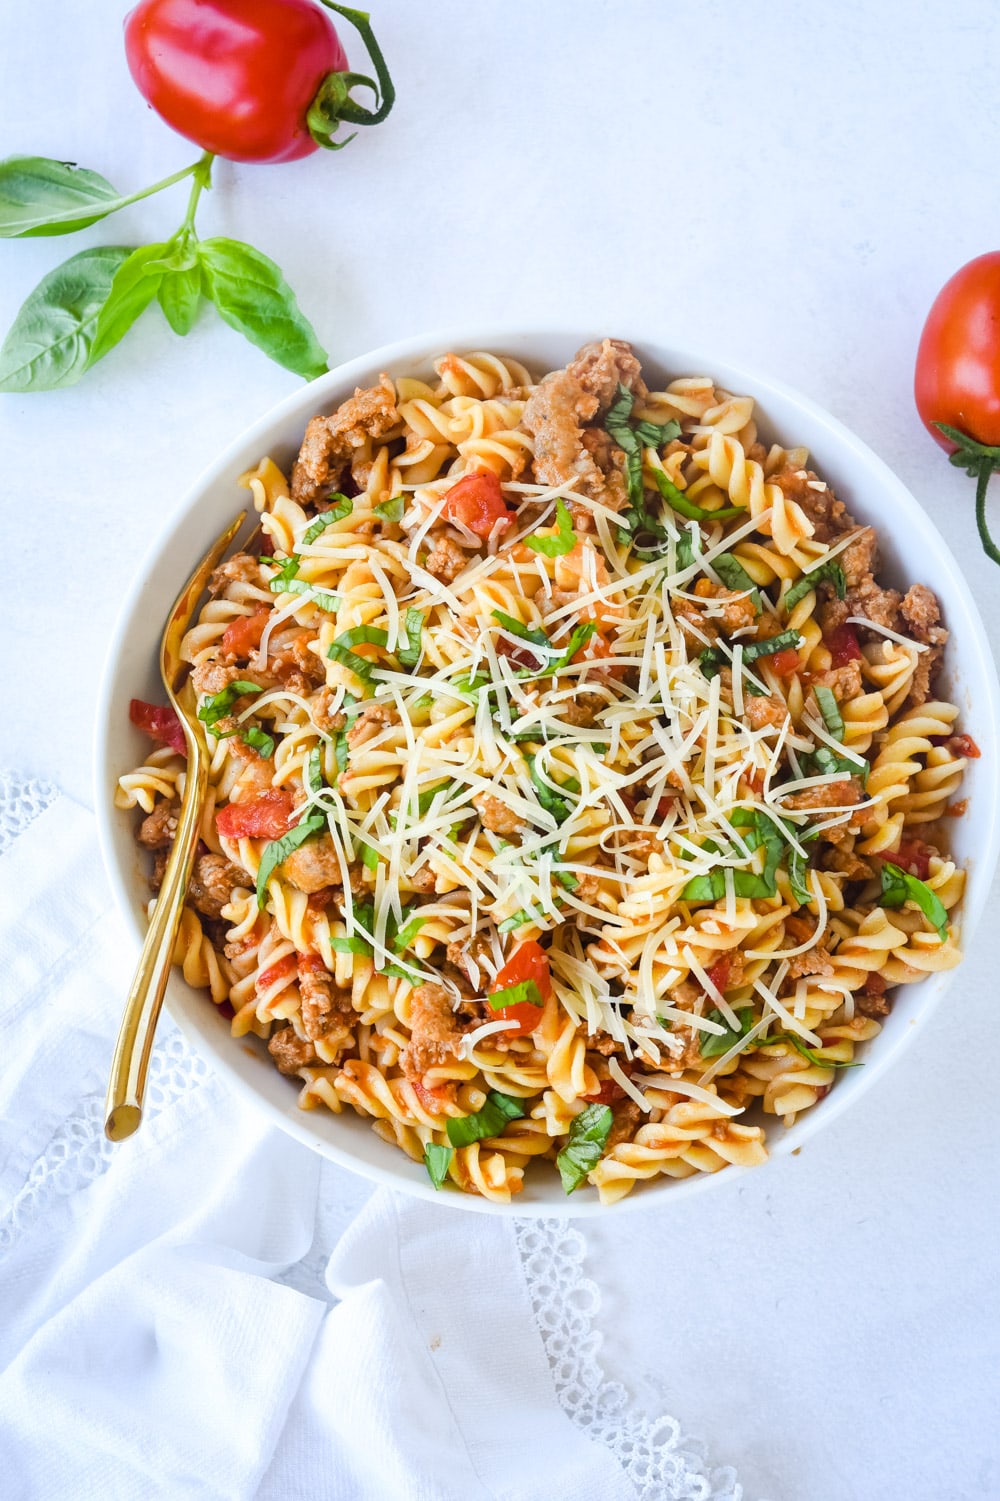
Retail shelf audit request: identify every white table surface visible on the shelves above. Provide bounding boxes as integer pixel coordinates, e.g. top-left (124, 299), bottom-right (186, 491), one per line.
top-left (3, 2), bottom-right (1000, 1498)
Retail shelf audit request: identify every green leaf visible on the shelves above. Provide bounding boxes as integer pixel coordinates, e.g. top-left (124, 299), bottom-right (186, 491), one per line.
top-left (700, 1006), bottom-right (755, 1058)
top-left (0, 245), bottom-right (132, 392)
top-left (498, 909), bottom-right (534, 933)
top-left (712, 553), bottom-right (762, 612)
top-left (302, 497), bottom-right (353, 543)
top-left (0, 156), bottom-right (122, 238)
top-left (556, 1103), bottom-right (614, 1193)
top-left (398, 608), bottom-right (425, 667)
top-left (551, 620), bottom-right (597, 671)
top-left (88, 242), bottom-right (170, 369)
top-left (327, 626), bottom-right (389, 683)
top-left (331, 932), bottom-right (373, 956)
top-left (306, 746), bottom-right (325, 794)
top-left (157, 263), bottom-right (203, 336)
top-left (241, 725), bottom-right (275, 758)
top-left (763, 1032), bottom-right (861, 1069)
top-left (699, 630), bottom-right (803, 681)
top-left (374, 494), bottom-right (404, 522)
top-left (333, 732), bottom-right (349, 775)
top-left (525, 498), bottom-right (577, 557)
top-left (650, 465), bottom-right (743, 523)
top-left (784, 560), bottom-right (846, 611)
top-left (423, 1142), bottom-right (453, 1189)
top-left (879, 860), bottom-right (948, 939)
top-left (197, 237), bottom-right (328, 380)
top-left (492, 609), bottom-right (550, 647)
top-left (255, 812), bottom-right (326, 908)
top-left (813, 684), bottom-right (845, 741)
top-left (359, 842), bottom-right (380, 872)
top-left (272, 575), bottom-right (340, 611)
top-left (528, 754), bottom-right (580, 825)
top-left (197, 679), bottom-right (262, 729)
top-left (487, 978), bottom-right (543, 1012)
top-left (805, 744), bottom-right (868, 787)
top-left (446, 1090), bottom-right (526, 1148)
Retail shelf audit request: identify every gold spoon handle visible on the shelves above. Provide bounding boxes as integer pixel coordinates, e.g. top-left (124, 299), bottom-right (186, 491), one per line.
top-left (104, 742), bottom-right (208, 1140)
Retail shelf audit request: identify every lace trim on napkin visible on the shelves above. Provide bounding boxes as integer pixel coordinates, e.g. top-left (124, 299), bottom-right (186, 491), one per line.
top-left (0, 769), bottom-right (58, 856)
top-left (515, 1220), bottom-right (749, 1501)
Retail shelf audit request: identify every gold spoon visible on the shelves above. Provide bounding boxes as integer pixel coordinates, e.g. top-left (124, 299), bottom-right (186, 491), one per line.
top-left (105, 512), bottom-right (248, 1141)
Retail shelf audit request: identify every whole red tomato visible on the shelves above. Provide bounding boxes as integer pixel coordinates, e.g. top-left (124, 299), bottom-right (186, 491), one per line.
top-left (915, 252), bottom-right (1000, 564)
top-left (124, 0), bottom-right (348, 163)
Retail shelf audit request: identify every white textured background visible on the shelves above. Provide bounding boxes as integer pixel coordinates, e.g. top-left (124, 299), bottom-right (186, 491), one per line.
top-left (3, 3), bottom-right (999, 1498)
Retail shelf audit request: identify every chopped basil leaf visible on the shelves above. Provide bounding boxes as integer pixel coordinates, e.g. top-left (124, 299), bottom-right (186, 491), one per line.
top-left (398, 608), bottom-right (424, 667)
top-left (700, 1006), bottom-right (755, 1058)
top-left (487, 978), bottom-right (543, 1012)
top-left (498, 909), bottom-right (534, 933)
top-left (331, 933), bottom-right (372, 956)
top-left (197, 679), bottom-right (262, 728)
top-left (763, 1032), bottom-right (861, 1069)
top-left (416, 780), bottom-right (453, 815)
top-left (551, 619), bottom-right (596, 670)
top-left (524, 497), bottom-right (576, 557)
top-left (272, 576), bottom-right (340, 611)
top-left (711, 553), bottom-right (762, 612)
top-left (603, 382), bottom-right (681, 511)
top-left (675, 527), bottom-right (700, 572)
top-left (255, 811), bottom-right (325, 908)
top-left (374, 494), bottom-right (404, 523)
top-left (301, 496), bottom-right (352, 544)
top-left (650, 465), bottom-right (743, 523)
top-left (556, 1102), bottom-right (614, 1193)
top-left (555, 869), bottom-right (580, 891)
top-left (305, 745), bottom-right (324, 794)
top-left (784, 560), bottom-right (846, 611)
top-left (813, 684), bottom-right (845, 741)
top-left (268, 556), bottom-right (300, 591)
top-left (492, 609), bottom-right (549, 647)
top-left (700, 629), bottom-right (802, 681)
top-left (327, 626), bottom-right (389, 683)
top-left (787, 846), bottom-right (813, 905)
top-left (879, 861), bottom-right (948, 939)
top-left (423, 1142), bottom-right (453, 1189)
top-left (805, 744), bottom-right (869, 787)
top-left (528, 754), bottom-right (580, 825)
top-left (359, 841), bottom-right (380, 872)
top-left (333, 731), bottom-right (349, 775)
top-left (445, 1090), bottom-right (526, 1148)
top-left (242, 726), bottom-right (275, 758)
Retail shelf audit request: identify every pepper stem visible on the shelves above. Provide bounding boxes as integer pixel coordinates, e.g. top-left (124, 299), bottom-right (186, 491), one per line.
top-left (974, 457), bottom-right (1000, 566)
top-left (307, 3), bottom-right (396, 151)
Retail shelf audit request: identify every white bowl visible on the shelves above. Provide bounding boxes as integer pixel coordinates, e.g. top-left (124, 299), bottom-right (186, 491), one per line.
top-left (95, 328), bottom-right (1000, 1215)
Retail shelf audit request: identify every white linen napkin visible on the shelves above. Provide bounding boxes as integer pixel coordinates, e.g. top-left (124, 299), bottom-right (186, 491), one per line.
top-left (0, 782), bottom-right (641, 1501)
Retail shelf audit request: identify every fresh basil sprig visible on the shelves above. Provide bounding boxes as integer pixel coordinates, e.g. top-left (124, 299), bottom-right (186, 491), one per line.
top-left (446, 1090), bottom-right (526, 1148)
top-left (0, 151), bottom-right (328, 392)
top-left (557, 1103), bottom-right (614, 1193)
top-left (879, 860), bottom-right (948, 939)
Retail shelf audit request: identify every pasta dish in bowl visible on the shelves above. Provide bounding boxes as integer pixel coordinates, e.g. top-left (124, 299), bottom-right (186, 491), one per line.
top-left (99, 334), bottom-right (1000, 1212)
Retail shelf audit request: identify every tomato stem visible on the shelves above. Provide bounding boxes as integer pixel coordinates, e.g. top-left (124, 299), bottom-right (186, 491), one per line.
top-left (974, 457), bottom-right (1000, 566)
top-left (307, 3), bottom-right (395, 151)
top-left (180, 153), bottom-right (215, 234)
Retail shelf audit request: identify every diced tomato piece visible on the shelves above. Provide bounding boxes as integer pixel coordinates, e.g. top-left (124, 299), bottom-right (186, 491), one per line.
top-left (297, 953), bottom-right (329, 979)
top-left (487, 938), bottom-right (552, 1036)
top-left (256, 953), bottom-right (297, 992)
top-left (216, 789), bottom-right (295, 839)
top-left (442, 470), bottom-right (513, 538)
top-left (891, 838), bottom-right (932, 881)
top-left (221, 607), bottom-right (270, 659)
top-left (706, 956), bottom-right (732, 994)
top-left (412, 1078), bottom-right (452, 1112)
top-left (654, 793), bottom-right (679, 819)
top-left (768, 647), bottom-right (801, 677)
top-left (948, 734), bottom-right (981, 759)
top-left (129, 697), bottom-right (187, 756)
top-left (495, 636), bottom-right (544, 672)
top-left (581, 1077), bottom-right (626, 1105)
top-left (572, 627), bottom-right (626, 678)
top-left (825, 623), bottom-right (863, 666)
top-left (258, 532), bottom-right (276, 557)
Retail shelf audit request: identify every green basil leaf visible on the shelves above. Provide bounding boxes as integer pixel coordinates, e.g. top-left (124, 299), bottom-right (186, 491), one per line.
top-left (554, 869), bottom-right (580, 891)
top-left (197, 236), bottom-right (328, 380)
top-left (787, 846), bottom-right (813, 905)
top-left (528, 754), bottom-right (579, 825)
top-left (699, 630), bottom-right (803, 682)
top-left (272, 575), bottom-right (340, 611)
top-left (255, 812), bottom-right (325, 908)
top-left (88, 242), bottom-right (170, 368)
top-left (492, 609), bottom-right (550, 647)
top-left (712, 553), bottom-right (762, 612)
top-left (0, 245), bottom-right (132, 392)
top-left (487, 978), bottom-right (543, 1011)
top-left (551, 620), bottom-right (596, 671)
top-left (398, 608), bottom-right (425, 667)
top-left (302, 496), bottom-right (353, 543)
top-left (650, 465), bottom-right (743, 523)
top-left (525, 498), bottom-right (577, 557)
top-left (813, 684), bottom-right (845, 741)
top-left (879, 860), bottom-right (948, 939)
top-left (157, 263), bottom-right (203, 336)
top-left (327, 626), bottom-right (389, 683)
top-left (557, 1103), bottom-right (614, 1193)
top-left (446, 1090), bottom-right (526, 1148)
top-left (333, 731), bottom-right (349, 775)
top-left (700, 1006), bottom-right (755, 1058)
top-left (331, 933), bottom-right (373, 956)
top-left (359, 841), bottom-right (380, 872)
top-left (391, 912), bottom-right (427, 954)
top-left (806, 744), bottom-right (868, 787)
top-left (498, 909), bottom-right (534, 933)
top-left (0, 156), bottom-right (122, 238)
top-left (197, 679), bottom-right (262, 728)
top-left (241, 726), bottom-right (275, 758)
top-left (784, 560), bottom-right (846, 611)
top-left (763, 1032), bottom-right (862, 1069)
top-left (423, 1142), bottom-right (453, 1189)
top-left (306, 745), bottom-right (325, 795)
top-left (374, 494), bottom-right (404, 522)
